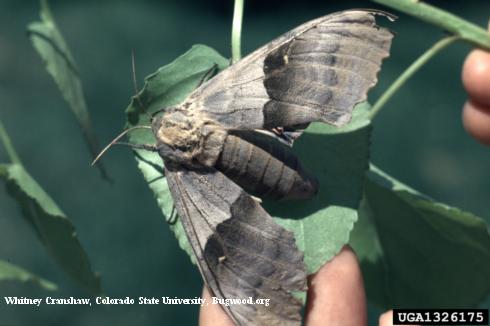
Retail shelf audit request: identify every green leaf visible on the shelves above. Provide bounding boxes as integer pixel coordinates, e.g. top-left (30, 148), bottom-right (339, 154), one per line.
top-left (350, 166), bottom-right (490, 308)
top-left (125, 44), bottom-right (371, 274)
top-left (0, 259), bottom-right (57, 291)
top-left (27, 0), bottom-right (110, 181)
top-left (0, 163), bottom-right (101, 294)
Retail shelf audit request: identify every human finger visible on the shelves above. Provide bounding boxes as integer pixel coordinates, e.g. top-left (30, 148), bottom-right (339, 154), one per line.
top-left (462, 100), bottom-right (490, 145)
top-left (461, 20), bottom-right (490, 145)
top-left (462, 48), bottom-right (490, 107)
top-left (305, 245), bottom-right (367, 326)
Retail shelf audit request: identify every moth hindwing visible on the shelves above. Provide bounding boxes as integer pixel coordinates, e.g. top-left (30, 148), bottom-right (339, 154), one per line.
top-left (129, 9), bottom-right (394, 326)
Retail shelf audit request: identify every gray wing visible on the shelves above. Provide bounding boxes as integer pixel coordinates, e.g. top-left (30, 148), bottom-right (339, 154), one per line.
top-left (187, 9), bottom-right (394, 130)
top-left (165, 165), bottom-right (306, 326)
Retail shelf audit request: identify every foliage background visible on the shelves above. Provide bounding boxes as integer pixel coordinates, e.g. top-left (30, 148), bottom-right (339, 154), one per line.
top-left (0, 0), bottom-right (489, 325)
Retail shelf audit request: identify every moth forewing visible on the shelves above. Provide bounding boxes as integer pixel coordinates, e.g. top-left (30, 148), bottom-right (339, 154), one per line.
top-left (186, 9), bottom-right (394, 132)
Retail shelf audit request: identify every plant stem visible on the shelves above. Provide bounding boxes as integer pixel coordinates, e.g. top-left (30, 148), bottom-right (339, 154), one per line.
top-left (369, 35), bottom-right (460, 120)
top-left (371, 0), bottom-right (490, 50)
top-left (231, 0), bottom-right (244, 64)
top-left (40, 0), bottom-right (54, 24)
top-left (0, 120), bottom-right (21, 165)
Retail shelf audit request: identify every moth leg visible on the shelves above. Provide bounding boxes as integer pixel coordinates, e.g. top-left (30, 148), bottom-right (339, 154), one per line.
top-left (275, 128), bottom-right (297, 146)
top-left (250, 195), bottom-right (262, 204)
top-left (270, 125), bottom-right (308, 146)
top-left (198, 63), bottom-right (219, 87)
top-left (271, 127), bottom-right (284, 135)
top-left (257, 127), bottom-right (297, 147)
top-left (166, 205), bottom-right (178, 225)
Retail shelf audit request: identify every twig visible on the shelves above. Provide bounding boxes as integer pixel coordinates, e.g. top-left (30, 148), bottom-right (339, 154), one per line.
top-left (371, 0), bottom-right (490, 50)
top-left (369, 35), bottom-right (460, 119)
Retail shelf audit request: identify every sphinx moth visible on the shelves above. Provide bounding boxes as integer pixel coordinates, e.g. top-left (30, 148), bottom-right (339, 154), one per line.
top-left (101, 9), bottom-right (394, 326)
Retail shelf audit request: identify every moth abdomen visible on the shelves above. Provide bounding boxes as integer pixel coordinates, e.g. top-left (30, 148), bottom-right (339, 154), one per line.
top-left (216, 131), bottom-right (318, 200)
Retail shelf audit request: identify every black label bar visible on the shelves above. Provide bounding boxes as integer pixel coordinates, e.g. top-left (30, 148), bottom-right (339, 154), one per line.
top-left (392, 309), bottom-right (489, 325)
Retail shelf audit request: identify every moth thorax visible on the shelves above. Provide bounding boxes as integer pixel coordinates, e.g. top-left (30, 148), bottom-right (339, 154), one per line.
top-left (155, 109), bottom-right (227, 167)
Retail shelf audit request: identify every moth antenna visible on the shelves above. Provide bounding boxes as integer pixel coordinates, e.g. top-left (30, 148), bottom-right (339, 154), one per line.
top-left (131, 50), bottom-right (139, 97)
top-left (131, 49), bottom-right (149, 117)
top-left (91, 126), bottom-right (152, 166)
top-left (113, 142), bottom-right (159, 151)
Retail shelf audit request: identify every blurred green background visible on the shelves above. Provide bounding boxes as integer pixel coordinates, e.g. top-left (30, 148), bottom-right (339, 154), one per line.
top-left (0, 0), bottom-right (489, 325)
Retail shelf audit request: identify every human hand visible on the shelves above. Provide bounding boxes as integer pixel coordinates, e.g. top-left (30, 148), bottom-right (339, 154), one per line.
top-left (462, 22), bottom-right (490, 145)
top-left (199, 246), bottom-right (412, 326)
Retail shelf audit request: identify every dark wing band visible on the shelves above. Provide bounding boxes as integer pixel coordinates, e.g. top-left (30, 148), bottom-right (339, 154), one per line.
top-left (189, 10), bottom-right (393, 131)
top-left (165, 165), bottom-right (307, 326)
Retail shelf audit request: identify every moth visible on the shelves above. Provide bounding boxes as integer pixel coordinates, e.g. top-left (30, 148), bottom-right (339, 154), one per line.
top-left (97, 9), bottom-right (394, 326)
